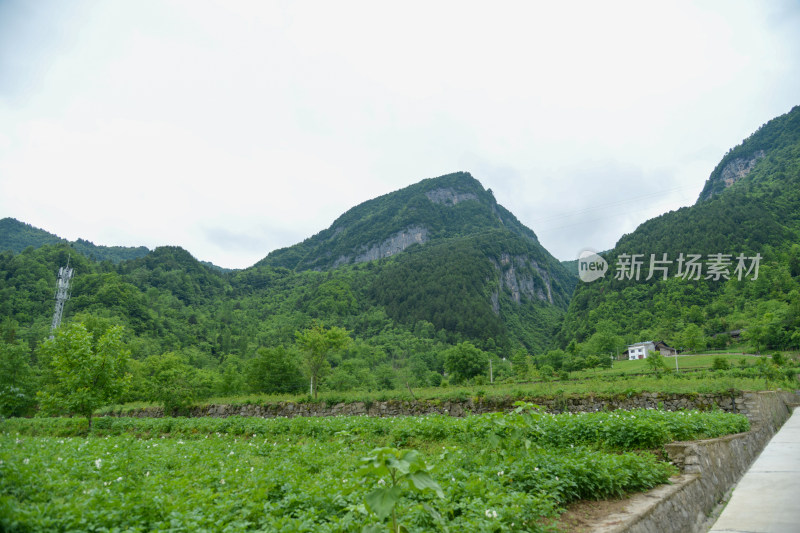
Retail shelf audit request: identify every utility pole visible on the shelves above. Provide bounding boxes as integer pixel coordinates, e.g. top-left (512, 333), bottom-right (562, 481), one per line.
top-left (50, 256), bottom-right (73, 339)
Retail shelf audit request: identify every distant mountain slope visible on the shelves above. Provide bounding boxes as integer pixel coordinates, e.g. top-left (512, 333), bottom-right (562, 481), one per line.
top-left (258, 172), bottom-right (576, 351)
top-left (1, 218), bottom-right (65, 250)
top-left (0, 217), bottom-right (231, 271)
top-left (259, 172), bottom-right (545, 271)
top-left (0, 217), bottom-right (150, 263)
top-left (697, 105), bottom-right (800, 203)
top-left (558, 105), bottom-right (800, 350)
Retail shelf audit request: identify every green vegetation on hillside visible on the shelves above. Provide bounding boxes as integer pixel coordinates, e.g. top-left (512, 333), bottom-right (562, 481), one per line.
top-left (260, 172), bottom-right (547, 271)
top-left (559, 105), bottom-right (800, 360)
top-left (1, 172), bottom-right (585, 418)
top-left (0, 217), bottom-right (151, 264)
top-left (0, 239), bottom-right (561, 416)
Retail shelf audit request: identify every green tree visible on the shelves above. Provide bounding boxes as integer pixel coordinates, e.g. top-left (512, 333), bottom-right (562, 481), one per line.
top-left (743, 323), bottom-right (767, 354)
top-left (755, 357), bottom-right (782, 389)
top-left (37, 323), bottom-right (131, 429)
top-left (216, 354), bottom-right (247, 397)
top-left (680, 324), bottom-right (706, 354)
top-left (511, 348), bottom-right (529, 379)
top-left (142, 352), bottom-right (197, 414)
top-left (295, 323), bottom-right (352, 398)
top-left (247, 346), bottom-right (305, 394)
top-left (712, 356), bottom-right (731, 371)
top-left (646, 352), bottom-right (668, 377)
top-left (374, 363), bottom-right (396, 390)
top-left (443, 341), bottom-right (489, 383)
top-left (0, 339), bottom-right (36, 417)
top-left (585, 328), bottom-right (624, 359)
top-left (584, 355), bottom-right (601, 371)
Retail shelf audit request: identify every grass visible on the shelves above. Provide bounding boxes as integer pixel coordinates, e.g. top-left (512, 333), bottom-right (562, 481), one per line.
top-left (97, 351), bottom-right (799, 416)
top-left (570, 353), bottom-right (758, 378)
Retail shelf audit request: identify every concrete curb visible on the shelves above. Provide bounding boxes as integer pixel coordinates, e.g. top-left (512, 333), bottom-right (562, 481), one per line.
top-left (582, 391), bottom-right (798, 533)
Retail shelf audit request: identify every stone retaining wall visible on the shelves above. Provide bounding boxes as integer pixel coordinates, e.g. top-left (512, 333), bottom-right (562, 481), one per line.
top-left (108, 391), bottom-right (752, 419)
top-left (591, 391), bottom-right (800, 533)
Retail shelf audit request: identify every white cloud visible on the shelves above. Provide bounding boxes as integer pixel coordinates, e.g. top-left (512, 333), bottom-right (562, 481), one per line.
top-left (1, 0), bottom-right (798, 268)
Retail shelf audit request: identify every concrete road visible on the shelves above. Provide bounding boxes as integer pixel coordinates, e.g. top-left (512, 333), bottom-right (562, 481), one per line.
top-left (709, 408), bottom-right (800, 533)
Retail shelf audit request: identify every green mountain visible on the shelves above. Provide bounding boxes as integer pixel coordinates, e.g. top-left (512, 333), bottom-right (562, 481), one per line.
top-left (260, 172), bottom-right (576, 349)
top-left (558, 105), bottom-right (800, 356)
top-left (0, 218), bottom-right (151, 264)
top-left (261, 172), bottom-right (552, 271)
top-left (1, 172), bottom-right (576, 407)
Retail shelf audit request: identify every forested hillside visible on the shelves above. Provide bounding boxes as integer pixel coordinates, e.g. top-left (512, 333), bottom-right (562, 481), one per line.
top-left (4, 105), bottom-right (800, 415)
top-left (1, 173), bottom-right (578, 414)
top-left (0, 217), bottom-right (151, 264)
top-left (558, 105), bottom-right (800, 361)
top-left (260, 172), bottom-right (547, 271)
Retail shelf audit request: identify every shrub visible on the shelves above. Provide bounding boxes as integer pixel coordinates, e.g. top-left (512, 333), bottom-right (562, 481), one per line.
top-left (712, 357), bottom-right (731, 371)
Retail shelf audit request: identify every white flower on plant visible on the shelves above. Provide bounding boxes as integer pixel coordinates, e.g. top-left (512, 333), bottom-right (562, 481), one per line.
top-left (95, 459), bottom-right (102, 469)
top-left (116, 477), bottom-right (123, 482)
top-left (497, 470), bottom-right (504, 476)
top-left (485, 509), bottom-right (498, 518)
top-left (220, 479), bottom-right (225, 485)
top-left (146, 471), bottom-right (150, 477)
top-left (23, 458), bottom-right (29, 465)
top-left (378, 478), bottom-right (385, 486)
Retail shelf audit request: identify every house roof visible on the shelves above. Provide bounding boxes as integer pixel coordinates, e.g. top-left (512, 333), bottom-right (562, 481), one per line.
top-left (627, 341), bottom-right (654, 348)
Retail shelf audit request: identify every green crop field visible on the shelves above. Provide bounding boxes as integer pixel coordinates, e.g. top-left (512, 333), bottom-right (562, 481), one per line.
top-left (2, 407), bottom-right (749, 532)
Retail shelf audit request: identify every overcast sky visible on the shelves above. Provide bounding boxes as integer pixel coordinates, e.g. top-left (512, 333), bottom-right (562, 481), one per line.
top-left (1, 1), bottom-right (798, 269)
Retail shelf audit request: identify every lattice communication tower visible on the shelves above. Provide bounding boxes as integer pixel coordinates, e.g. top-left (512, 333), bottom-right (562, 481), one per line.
top-left (50, 256), bottom-right (74, 338)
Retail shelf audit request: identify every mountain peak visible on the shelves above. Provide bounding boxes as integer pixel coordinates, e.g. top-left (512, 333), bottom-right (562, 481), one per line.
top-left (258, 171), bottom-right (537, 271)
top-left (697, 105), bottom-right (800, 203)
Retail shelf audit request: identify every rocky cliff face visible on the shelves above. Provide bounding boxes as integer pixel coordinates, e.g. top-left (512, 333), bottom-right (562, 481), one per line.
top-left (425, 187), bottom-right (478, 206)
top-left (699, 150), bottom-right (766, 202)
top-left (333, 225), bottom-right (429, 266)
top-left (490, 253), bottom-right (554, 313)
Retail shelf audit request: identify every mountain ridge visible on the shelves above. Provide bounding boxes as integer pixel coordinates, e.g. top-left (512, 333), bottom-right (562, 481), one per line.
top-left (558, 104), bottom-right (800, 353)
top-left (258, 172), bottom-right (544, 271)
top-left (0, 217), bottom-right (229, 272)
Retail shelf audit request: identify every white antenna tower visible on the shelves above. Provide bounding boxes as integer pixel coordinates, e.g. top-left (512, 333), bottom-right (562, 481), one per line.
top-left (50, 255), bottom-right (74, 338)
